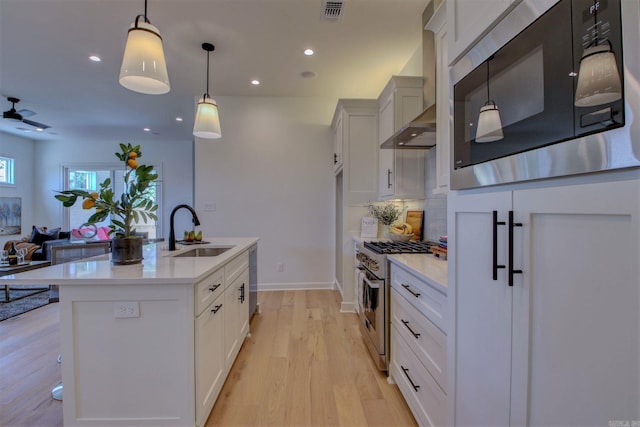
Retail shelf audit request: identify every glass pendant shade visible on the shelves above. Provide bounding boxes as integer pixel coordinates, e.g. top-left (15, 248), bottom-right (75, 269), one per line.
top-left (476, 102), bottom-right (504, 143)
top-left (575, 43), bottom-right (622, 107)
top-left (119, 20), bottom-right (170, 95)
top-left (193, 97), bottom-right (222, 139)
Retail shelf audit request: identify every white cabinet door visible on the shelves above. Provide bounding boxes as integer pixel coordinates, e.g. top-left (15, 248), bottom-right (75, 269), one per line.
top-left (379, 93), bottom-right (395, 198)
top-left (448, 189), bottom-right (512, 426)
top-left (377, 77), bottom-right (425, 200)
top-left (449, 178), bottom-right (640, 426)
top-left (510, 179), bottom-right (640, 426)
top-left (224, 268), bottom-right (249, 369)
top-left (195, 296), bottom-right (225, 426)
top-left (447, 0), bottom-right (518, 65)
top-left (333, 113), bottom-right (343, 173)
top-left (426, 1), bottom-right (449, 194)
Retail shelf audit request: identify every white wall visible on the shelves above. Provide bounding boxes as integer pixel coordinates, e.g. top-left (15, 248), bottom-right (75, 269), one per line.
top-left (195, 96), bottom-right (335, 289)
top-left (0, 132), bottom-right (36, 247)
top-left (33, 138), bottom-right (195, 237)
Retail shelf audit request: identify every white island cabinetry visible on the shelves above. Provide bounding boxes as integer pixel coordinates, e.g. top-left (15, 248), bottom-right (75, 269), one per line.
top-left (388, 254), bottom-right (448, 427)
top-left (3, 237), bottom-right (258, 427)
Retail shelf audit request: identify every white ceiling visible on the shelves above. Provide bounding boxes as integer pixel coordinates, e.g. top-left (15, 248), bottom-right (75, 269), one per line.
top-left (0, 0), bottom-right (426, 143)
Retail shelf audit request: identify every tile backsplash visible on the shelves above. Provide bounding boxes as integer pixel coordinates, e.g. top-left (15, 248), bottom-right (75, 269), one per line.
top-left (404, 148), bottom-right (447, 242)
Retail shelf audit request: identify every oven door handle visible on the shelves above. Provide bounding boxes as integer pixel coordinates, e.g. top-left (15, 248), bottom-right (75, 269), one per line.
top-left (362, 275), bottom-right (381, 289)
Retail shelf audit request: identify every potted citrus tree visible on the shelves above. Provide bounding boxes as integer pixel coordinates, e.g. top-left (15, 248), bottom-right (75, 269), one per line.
top-left (55, 143), bottom-right (158, 265)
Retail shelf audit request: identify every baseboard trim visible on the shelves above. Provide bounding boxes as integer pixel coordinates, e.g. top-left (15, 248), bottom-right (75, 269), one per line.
top-left (258, 281), bottom-right (335, 292)
top-left (340, 301), bottom-right (356, 313)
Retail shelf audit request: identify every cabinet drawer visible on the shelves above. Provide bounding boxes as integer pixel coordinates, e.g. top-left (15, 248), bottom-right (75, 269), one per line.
top-left (391, 287), bottom-right (447, 393)
top-left (391, 325), bottom-right (447, 427)
top-left (195, 268), bottom-right (224, 316)
top-left (225, 251), bottom-right (248, 285)
top-left (391, 266), bottom-right (447, 333)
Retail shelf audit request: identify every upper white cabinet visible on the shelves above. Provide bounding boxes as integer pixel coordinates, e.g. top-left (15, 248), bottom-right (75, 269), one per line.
top-left (331, 99), bottom-right (379, 205)
top-left (447, 0), bottom-right (521, 65)
top-left (378, 76), bottom-right (425, 200)
top-left (448, 178), bottom-right (640, 425)
top-left (426, 1), bottom-right (450, 194)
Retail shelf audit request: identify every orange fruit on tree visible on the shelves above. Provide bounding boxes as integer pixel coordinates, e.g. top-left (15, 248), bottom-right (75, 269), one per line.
top-left (82, 198), bottom-right (96, 209)
top-left (127, 159), bottom-right (138, 169)
top-left (128, 151), bottom-right (138, 159)
top-left (90, 192), bottom-right (99, 199)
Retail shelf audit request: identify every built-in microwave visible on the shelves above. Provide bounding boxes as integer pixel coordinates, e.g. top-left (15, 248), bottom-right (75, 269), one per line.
top-left (450, 0), bottom-right (640, 189)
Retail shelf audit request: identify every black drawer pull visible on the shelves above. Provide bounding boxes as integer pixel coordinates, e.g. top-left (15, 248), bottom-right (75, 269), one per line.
top-left (401, 320), bottom-right (421, 339)
top-left (208, 283), bottom-right (221, 292)
top-left (401, 284), bottom-right (421, 298)
top-left (401, 365), bottom-right (420, 392)
top-left (211, 304), bottom-right (223, 314)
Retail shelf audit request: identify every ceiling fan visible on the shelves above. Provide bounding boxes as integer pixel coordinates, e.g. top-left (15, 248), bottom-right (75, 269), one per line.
top-left (3, 97), bottom-right (51, 130)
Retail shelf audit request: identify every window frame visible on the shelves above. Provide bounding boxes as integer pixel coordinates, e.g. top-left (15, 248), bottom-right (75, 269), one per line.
top-left (60, 162), bottom-right (163, 238)
top-left (0, 156), bottom-right (16, 186)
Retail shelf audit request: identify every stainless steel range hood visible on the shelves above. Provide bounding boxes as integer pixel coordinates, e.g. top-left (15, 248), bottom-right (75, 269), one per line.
top-left (380, 103), bottom-right (436, 149)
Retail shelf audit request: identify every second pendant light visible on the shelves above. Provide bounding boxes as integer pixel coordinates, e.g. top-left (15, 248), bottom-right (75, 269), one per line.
top-left (193, 43), bottom-right (222, 139)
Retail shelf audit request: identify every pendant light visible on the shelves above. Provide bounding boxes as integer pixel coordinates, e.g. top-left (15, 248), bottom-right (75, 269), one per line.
top-left (193, 43), bottom-right (222, 139)
top-left (119, 0), bottom-right (170, 95)
top-left (574, 1), bottom-right (621, 107)
top-left (476, 56), bottom-right (504, 143)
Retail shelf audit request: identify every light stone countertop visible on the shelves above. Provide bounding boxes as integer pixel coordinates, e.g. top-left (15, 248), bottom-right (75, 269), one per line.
top-left (0, 237), bottom-right (259, 286)
top-left (388, 253), bottom-right (447, 294)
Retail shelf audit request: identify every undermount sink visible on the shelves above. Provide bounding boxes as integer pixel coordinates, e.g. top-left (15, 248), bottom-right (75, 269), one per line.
top-left (174, 247), bottom-right (233, 257)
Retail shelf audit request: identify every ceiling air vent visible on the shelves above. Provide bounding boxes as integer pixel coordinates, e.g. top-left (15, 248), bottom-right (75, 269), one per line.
top-left (321, 0), bottom-right (344, 22)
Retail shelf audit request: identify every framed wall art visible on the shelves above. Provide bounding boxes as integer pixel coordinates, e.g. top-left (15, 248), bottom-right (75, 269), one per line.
top-left (0, 197), bottom-right (21, 235)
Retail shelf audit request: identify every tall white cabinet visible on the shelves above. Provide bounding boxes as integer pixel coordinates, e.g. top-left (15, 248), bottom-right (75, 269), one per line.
top-left (447, 177), bottom-right (640, 425)
top-left (378, 76), bottom-right (425, 200)
top-left (333, 99), bottom-right (378, 309)
top-left (425, 1), bottom-right (449, 194)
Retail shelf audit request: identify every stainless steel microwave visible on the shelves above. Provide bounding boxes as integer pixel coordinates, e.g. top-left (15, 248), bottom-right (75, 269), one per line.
top-left (450, 0), bottom-right (640, 190)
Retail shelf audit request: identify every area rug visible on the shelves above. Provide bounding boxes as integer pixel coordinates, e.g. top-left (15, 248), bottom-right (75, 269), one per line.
top-left (0, 288), bottom-right (50, 321)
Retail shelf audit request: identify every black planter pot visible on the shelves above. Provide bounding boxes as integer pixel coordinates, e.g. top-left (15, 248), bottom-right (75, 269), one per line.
top-left (111, 236), bottom-right (144, 265)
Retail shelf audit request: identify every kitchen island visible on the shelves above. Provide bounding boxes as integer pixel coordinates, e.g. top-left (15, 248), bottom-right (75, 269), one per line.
top-left (1, 237), bottom-right (259, 427)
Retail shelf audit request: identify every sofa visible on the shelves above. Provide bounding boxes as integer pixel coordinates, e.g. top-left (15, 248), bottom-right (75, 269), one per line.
top-left (3, 226), bottom-right (72, 261)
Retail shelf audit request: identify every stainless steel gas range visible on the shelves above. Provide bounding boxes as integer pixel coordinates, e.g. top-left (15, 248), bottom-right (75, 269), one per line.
top-left (355, 240), bottom-right (433, 371)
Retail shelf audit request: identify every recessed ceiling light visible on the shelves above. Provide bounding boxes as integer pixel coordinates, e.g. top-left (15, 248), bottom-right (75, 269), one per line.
top-left (175, 117), bottom-right (183, 122)
top-left (304, 49), bottom-right (314, 56)
top-left (143, 128), bottom-right (150, 132)
top-left (251, 80), bottom-right (260, 85)
top-left (89, 55), bottom-right (101, 62)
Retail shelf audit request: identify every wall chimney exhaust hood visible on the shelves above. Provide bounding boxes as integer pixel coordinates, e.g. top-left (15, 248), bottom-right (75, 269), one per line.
top-left (380, 103), bottom-right (436, 149)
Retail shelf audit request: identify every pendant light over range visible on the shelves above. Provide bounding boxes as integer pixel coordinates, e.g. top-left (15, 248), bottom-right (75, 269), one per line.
top-left (193, 43), bottom-right (222, 139)
top-left (119, 0), bottom-right (170, 95)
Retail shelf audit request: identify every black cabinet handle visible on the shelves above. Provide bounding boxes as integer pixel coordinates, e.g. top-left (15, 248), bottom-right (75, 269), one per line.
top-left (508, 210), bottom-right (523, 286)
top-left (387, 169), bottom-right (392, 188)
top-left (401, 320), bottom-right (421, 338)
top-left (493, 210), bottom-right (506, 280)
top-left (238, 283), bottom-right (245, 303)
top-left (401, 365), bottom-right (420, 392)
top-left (334, 153), bottom-right (338, 164)
top-left (401, 284), bottom-right (421, 298)
top-left (211, 304), bottom-right (223, 314)
top-left (208, 284), bottom-right (221, 292)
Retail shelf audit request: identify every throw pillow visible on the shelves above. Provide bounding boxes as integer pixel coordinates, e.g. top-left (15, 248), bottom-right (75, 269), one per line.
top-left (29, 226), bottom-right (61, 246)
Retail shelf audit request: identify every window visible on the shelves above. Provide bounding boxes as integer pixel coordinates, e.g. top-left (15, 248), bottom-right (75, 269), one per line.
top-left (0, 157), bottom-right (15, 185)
top-left (62, 164), bottom-right (162, 238)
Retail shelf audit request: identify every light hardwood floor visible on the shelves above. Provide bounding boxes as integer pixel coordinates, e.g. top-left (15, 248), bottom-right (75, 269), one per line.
top-left (0, 290), bottom-right (417, 427)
